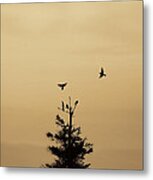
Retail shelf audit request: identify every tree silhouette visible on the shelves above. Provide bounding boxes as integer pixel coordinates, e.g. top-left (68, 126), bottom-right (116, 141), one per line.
top-left (44, 96), bottom-right (93, 168)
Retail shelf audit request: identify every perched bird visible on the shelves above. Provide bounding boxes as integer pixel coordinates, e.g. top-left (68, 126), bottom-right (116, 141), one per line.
top-left (99, 67), bottom-right (106, 78)
top-left (57, 82), bottom-right (67, 90)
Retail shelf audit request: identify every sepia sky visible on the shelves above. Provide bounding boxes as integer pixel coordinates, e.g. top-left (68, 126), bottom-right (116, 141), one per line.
top-left (1, 1), bottom-right (143, 169)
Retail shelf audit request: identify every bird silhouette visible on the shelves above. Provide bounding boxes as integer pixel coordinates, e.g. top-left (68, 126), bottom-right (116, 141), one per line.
top-left (57, 82), bottom-right (67, 90)
top-left (99, 67), bottom-right (106, 78)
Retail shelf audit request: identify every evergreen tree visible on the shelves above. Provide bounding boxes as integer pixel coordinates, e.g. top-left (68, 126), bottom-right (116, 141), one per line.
top-left (45, 97), bottom-right (93, 168)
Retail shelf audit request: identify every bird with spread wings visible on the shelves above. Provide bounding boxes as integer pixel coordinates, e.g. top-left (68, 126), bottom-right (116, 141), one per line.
top-left (99, 67), bottom-right (106, 78)
top-left (57, 82), bottom-right (67, 90)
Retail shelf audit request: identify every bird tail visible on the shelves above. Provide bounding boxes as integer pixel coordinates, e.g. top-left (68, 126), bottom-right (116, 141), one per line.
top-left (103, 74), bottom-right (106, 77)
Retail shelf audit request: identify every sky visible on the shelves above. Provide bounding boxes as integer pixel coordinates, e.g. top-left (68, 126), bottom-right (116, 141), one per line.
top-left (1, 1), bottom-right (143, 169)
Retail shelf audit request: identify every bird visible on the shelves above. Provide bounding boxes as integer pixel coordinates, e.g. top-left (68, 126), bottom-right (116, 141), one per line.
top-left (57, 82), bottom-right (67, 90)
top-left (99, 67), bottom-right (106, 78)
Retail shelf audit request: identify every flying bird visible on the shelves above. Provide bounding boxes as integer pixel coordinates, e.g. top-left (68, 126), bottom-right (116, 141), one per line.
top-left (99, 67), bottom-right (106, 78)
top-left (57, 82), bottom-right (67, 90)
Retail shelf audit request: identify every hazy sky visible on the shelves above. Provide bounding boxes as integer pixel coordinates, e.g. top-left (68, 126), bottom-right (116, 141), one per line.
top-left (1, 1), bottom-right (143, 169)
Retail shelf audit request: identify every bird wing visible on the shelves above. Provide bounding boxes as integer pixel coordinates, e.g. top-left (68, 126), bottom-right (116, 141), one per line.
top-left (57, 83), bottom-right (62, 87)
top-left (101, 67), bottom-right (104, 74)
top-left (61, 82), bottom-right (67, 87)
top-left (63, 82), bottom-right (67, 86)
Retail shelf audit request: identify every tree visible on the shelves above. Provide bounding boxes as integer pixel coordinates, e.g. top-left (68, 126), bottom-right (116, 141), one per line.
top-left (44, 96), bottom-right (93, 168)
